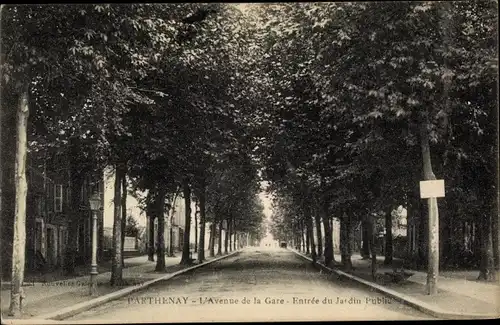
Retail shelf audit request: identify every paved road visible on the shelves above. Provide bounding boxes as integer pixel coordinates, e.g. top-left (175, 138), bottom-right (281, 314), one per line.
top-left (68, 247), bottom-right (432, 322)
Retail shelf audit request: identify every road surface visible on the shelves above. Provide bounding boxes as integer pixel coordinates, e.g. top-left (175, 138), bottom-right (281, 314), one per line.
top-left (68, 247), bottom-right (432, 322)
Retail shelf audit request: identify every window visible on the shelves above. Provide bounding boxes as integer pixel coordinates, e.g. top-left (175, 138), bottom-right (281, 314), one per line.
top-left (54, 184), bottom-right (63, 212)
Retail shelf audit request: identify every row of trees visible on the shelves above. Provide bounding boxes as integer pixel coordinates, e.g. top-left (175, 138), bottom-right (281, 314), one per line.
top-left (1, 1), bottom-right (497, 316)
top-left (1, 4), bottom-right (266, 316)
top-left (254, 1), bottom-right (498, 281)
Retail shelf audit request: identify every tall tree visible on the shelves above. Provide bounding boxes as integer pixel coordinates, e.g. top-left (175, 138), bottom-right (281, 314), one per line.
top-left (180, 179), bottom-right (192, 264)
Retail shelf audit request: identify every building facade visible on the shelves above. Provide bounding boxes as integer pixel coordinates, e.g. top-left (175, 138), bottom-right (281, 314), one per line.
top-left (1, 146), bottom-right (104, 278)
top-left (145, 195), bottom-right (213, 257)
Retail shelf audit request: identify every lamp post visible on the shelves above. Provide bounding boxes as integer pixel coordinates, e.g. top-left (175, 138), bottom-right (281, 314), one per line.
top-left (89, 193), bottom-right (102, 297)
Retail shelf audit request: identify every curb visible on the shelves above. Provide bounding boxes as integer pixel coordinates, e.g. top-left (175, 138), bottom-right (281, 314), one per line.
top-left (30, 250), bottom-right (243, 321)
top-left (291, 249), bottom-right (498, 320)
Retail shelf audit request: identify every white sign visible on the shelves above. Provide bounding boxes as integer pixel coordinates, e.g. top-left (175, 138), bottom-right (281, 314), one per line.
top-left (419, 180), bottom-right (445, 199)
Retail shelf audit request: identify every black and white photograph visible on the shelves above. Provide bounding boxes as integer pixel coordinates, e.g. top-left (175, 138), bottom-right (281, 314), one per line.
top-left (0, 2), bottom-right (499, 323)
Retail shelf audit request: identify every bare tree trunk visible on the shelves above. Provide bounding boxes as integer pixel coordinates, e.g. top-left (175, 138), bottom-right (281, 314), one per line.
top-left (370, 218), bottom-right (377, 281)
top-left (384, 209), bottom-right (393, 265)
top-left (217, 220), bottom-right (223, 256)
top-left (155, 187), bottom-right (167, 271)
top-left (180, 180), bottom-right (192, 265)
top-left (420, 114), bottom-right (440, 295)
top-left (305, 219), bottom-right (310, 254)
top-left (340, 213), bottom-right (352, 272)
top-left (493, 199), bottom-right (499, 272)
top-left (194, 199), bottom-right (198, 254)
top-left (63, 137), bottom-right (85, 275)
top-left (168, 223), bottom-right (174, 257)
top-left (478, 212), bottom-right (496, 281)
top-left (64, 167), bottom-right (84, 274)
top-left (224, 218), bottom-right (229, 254)
top-left (323, 212), bottom-right (334, 266)
top-left (307, 214), bottom-right (317, 263)
top-left (198, 186), bottom-right (206, 262)
top-left (209, 222), bottom-right (215, 257)
top-left (120, 169), bottom-right (127, 267)
top-left (361, 219), bottom-right (371, 259)
top-left (233, 219), bottom-right (237, 251)
top-left (8, 88), bottom-right (29, 317)
top-left (301, 221), bottom-right (306, 252)
top-left (148, 215), bottom-right (155, 261)
top-left (228, 218), bottom-right (232, 252)
top-left (146, 190), bottom-right (155, 261)
top-left (315, 207), bottom-right (323, 258)
top-left (110, 166), bottom-right (124, 285)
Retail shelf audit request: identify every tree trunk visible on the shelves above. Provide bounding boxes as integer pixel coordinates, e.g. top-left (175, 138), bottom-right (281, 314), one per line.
top-left (493, 202), bottom-right (499, 271)
top-left (305, 220), bottom-right (310, 255)
top-left (384, 209), bottom-right (393, 265)
top-left (224, 219), bottom-right (229, 254)
top-left (198, 187), bottom-right (206, 262)
top-left (146, 190), bottom-right (155, 261)
top-left (323, 213), bottom-right (334, 266)
top-left (217, 220), bottom-right (223, 255)
top-left (110, 166), bottom-right (124, 285)
top-left (155, 187), bottom-right (167, 271)
top-left (361, 220), bottom-right (371, 259)
top-left (64, 168), bottom-right (84, 274)
top-left (63, 137), bottom-right (85, 275)
top-left (168, 223), bottom-right (174, 257)
top-left (314, 207), bottom-right (323, 258)
top-left (301, 222), bottom-right (306, 252)
top-left (148, 215), bottom-right (155, 261)
top-left (194, 199), bottom-right (198, 254)
top-left (209, 222), bottom-right (215, 257)
top-left (340, 213), bottom-right (352, 272)
top-left (8, 88), bottom-right (29, 317)
top-left (233, 219), bottom-right (237, 251)
top-left (478, 212), bottom-right (496, 281)
top-left (307, 214), bottom-right (317, 263)
top-left (180, 180), bottom-right (192, 265)
top-left (330, 217), bottom-right (334, 254)
top-left (420, 114), bottom-right (440, 295)
top-left (369, 216), bottom-right (377, 281)
top-left (120, 169), bottom-right (127, 267)
top-left (228, 218), bottom-right (233, 252)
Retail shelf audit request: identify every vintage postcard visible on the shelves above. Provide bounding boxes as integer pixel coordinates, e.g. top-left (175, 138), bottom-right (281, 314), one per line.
top-left (1, 2), bottom-right (498, 323)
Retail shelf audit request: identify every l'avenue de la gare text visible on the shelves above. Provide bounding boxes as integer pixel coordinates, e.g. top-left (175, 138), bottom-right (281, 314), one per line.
top-left (127, 296), bottom-right (393, 305)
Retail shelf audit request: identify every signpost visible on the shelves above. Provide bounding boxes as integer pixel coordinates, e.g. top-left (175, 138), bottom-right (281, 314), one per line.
top-left (419, 179), bottom-right (445, 295)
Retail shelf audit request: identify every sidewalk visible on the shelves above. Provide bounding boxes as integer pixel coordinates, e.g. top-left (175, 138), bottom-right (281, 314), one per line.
top-left (302, 251), bottom-right (499, 318)
top-left (1, 250), bottom-right (218, 319)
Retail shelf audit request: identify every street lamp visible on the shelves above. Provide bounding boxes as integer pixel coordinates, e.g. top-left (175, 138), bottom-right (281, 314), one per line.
top-left (89, 193), bottom-right (102, 297)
